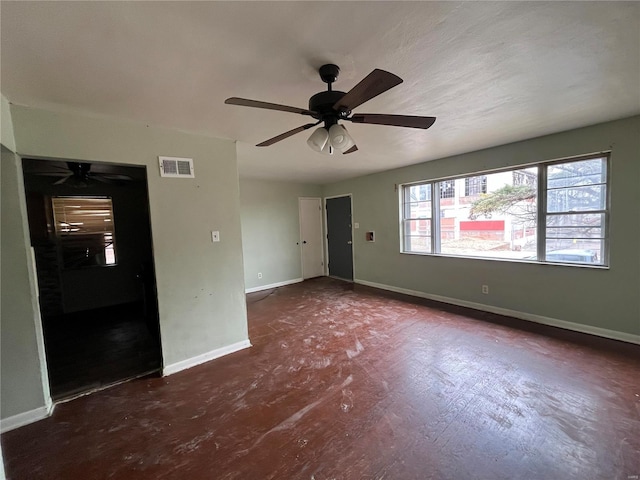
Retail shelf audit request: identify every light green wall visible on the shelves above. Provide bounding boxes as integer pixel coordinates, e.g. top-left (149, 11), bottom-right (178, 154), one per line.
top-left (2, 105), bottom-right (248, 420)
top-left (240, 178), bottom-right (322, 290)
top-left (324, 116), bottom-right (640, 337)
top-left (1, 95), bottom-right (16, 152)
top-left (1, 146), bottom-right (51, 418)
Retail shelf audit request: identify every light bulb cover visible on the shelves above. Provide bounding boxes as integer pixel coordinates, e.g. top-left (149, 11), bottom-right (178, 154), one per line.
top-left (328, 124), bottom-right (354, 151)
top-left (321, 142), bottom-right (334, 155)
top-left (307, 127), bottom-right (329, 152)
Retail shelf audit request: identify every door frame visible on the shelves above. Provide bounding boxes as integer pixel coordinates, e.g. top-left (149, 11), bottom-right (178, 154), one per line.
top-left (19, 156), bottom-right (164, 402)
top-left (323, 193), bottom-right (355, 280)
top-left (298, 197), bottom-right (324, 279)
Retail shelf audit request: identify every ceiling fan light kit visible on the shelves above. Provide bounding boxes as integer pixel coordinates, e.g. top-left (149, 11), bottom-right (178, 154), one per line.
top-left (307, 126), bottom-right (330, 152)
top-left (225, 63), bottom-right (436, 154)
top-left (321, 142), bottom-right (334, 156)
top-left (306, 124), bottom-right (354, 155)
top-left (328, 124), bottom-right (354, 152)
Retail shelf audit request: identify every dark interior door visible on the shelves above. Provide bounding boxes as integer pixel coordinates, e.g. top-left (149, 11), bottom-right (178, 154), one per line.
top-left (326, 196), bottom-right (353, 280)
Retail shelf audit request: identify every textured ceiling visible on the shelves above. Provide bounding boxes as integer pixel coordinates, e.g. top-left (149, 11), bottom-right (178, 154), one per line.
top-left (2, 1), bottom-right (639, 184)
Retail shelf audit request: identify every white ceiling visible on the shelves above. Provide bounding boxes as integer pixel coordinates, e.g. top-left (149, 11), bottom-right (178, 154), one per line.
top-left (2, 1), bottom-right (638, 184)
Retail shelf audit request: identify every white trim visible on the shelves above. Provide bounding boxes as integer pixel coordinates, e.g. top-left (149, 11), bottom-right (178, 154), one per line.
top-left (1, 403), bottom-right (54, 433)
top-left (298, 197), bottom-right (325, 280)
top-left (245, 278), bottom-right (303, 294)
top-left (28, 246), bottom-right (53, 411)
top-left (355, 279), bottom-right (640, 345)
top-left (163, 339), bottom-right (252, 376)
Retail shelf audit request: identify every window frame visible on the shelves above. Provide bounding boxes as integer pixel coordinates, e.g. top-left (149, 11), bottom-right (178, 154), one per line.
top-left (401, 183), bottom-right (433, 254)
top-left (52, 195), bottom-right (118, 269)
top-left (399, 153), bottom-right (610, 267)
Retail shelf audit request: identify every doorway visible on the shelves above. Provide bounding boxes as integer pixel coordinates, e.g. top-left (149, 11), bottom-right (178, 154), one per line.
top-left (21, 158), bottom-right (163, 400)
top-left (298, 197), bottom-right (324, 279)
top-left (325, 195), bottom-right (354, 281)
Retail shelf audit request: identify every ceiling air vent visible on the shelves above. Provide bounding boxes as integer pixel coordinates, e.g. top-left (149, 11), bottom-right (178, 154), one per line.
top-left (158, 156), bottom-right (194, 178)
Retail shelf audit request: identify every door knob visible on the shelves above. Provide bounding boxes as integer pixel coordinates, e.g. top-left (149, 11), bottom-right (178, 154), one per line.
top-left (303, 240), bottom-right (307, 244)
top-left (347, 241), bottom-right (353, 245)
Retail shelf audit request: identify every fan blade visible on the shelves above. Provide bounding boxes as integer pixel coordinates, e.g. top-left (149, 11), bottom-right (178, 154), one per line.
top-left (257, 123), bottom-right (319, 147)
top-left (349, 114), bottom-right (436, 129)
top-left (225, 97), bottom-right (316, 116)
top-left (101, 174), bottom-right (134, 181)
top-left (343, 145), bottom-right (358, 155)
top-left (333, 69), bottom-right (403, 112)
top-left (92, 176), bottom-right (112, 184)
top-left (31, 172), bottom-right (70, 177)
top-left (53, 174), bottom-right (72, 185)
top-left (35, 165), bottom-right (71, 173)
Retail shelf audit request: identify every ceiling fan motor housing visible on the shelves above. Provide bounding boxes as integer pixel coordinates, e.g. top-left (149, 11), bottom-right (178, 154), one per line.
top-left (309, 90), bottom-right (350, 127)
top-left (68, 162), bottom-right (92, 180)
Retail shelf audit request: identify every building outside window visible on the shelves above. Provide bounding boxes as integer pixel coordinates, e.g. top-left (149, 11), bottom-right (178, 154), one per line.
top-left (464, 175), bottom-right (487, 196)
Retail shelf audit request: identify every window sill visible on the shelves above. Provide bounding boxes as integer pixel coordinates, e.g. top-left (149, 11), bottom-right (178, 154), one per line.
top-left (400, 251), bottom-right (610, 269)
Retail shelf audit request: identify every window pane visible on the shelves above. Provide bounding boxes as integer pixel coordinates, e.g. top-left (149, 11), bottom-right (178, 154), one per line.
top-left (404, 201), bottom-right (432, 220)
top-left (405, 184), bottom-right (431, 202)
top-left (545, 239), bottom-right (603, 264)
top-left (544, 158), bottom-right (608, 265)
top-left (440, 168), bottom-right (537, 260)
top-left (546, 213), bottom-right (604, 238)
top-left (404, 219), bottom-right (431, 237)
top-left (546, 226), bottom-right (603, 239)
top-left (404, 236), bottom-right (431, 253)
top-left (547, 158), bottom-right (606, 189)
top-left (547, 185), bottom-right (606, 212)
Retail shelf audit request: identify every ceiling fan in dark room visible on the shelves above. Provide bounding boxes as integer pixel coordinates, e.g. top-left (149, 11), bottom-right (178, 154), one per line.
top-left (25, 161), bottom-right (135, 188)
top-left (225, 64), bottom-right (436, 155)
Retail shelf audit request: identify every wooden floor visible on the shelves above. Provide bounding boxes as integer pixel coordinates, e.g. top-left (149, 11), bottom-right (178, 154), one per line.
top-left (2, 277), bottom-right (639, 479)
top-left (43, 302), bottom-right (162, 399)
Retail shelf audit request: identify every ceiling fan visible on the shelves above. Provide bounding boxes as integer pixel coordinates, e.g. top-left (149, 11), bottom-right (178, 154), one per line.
top-left (225, 64), bottom-right (436, 155)
top-left (29, 162), bottom-right (134, 187)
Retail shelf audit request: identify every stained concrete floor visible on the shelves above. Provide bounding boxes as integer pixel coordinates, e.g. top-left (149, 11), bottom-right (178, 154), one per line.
top-left (2, 277), bottom-right (639, 479)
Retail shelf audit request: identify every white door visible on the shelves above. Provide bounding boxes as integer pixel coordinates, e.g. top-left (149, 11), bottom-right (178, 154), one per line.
top-left (299, 197), bottom-right (324, 279)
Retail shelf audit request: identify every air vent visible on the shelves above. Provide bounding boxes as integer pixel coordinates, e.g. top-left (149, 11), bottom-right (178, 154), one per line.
top-left (158, 156), bottom-right (194, 178)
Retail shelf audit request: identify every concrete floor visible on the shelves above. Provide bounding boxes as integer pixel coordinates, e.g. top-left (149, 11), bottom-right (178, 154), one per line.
top-left (2, 277), bottom-right (639, 479)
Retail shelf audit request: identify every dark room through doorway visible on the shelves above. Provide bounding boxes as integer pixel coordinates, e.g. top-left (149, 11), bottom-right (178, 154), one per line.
top-left (22, 158), bottom-right (163, 400)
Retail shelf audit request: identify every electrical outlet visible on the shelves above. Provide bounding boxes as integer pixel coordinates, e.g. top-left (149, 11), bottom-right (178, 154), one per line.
top-left (482, 285), bottom-right (489, 294)
top-left (258, 272), bottom-right (263, 279)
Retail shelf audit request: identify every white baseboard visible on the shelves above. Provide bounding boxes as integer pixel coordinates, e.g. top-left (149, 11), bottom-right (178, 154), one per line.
top-left (355, 279), bottom-right (640, 345)
top-left (245, 278), bottom-right (303, 294)
top-left (163, 339), bottom-right (252, 376)
top-left (1, 402), bottom-right (54, 433)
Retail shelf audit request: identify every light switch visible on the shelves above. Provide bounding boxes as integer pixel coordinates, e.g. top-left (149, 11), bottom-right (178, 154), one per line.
top-left (354, 223), bottom-right (360, 229)
top-left (211, 231), bottom-right (220, 242)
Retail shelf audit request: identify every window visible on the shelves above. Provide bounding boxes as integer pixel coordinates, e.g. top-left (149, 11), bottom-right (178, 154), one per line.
top-left (439, 180), bottom-right (455, 199)
top-left (464, 175), bottom-right (487, 196)
top-left (402, 184), bottom-right (432, 253)
top-left (545, 157), bottom-right (607, 263)
top-left (52, 196), bottom-right (117, 268)
top-left (400, 154), bottom-right (609, 266)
